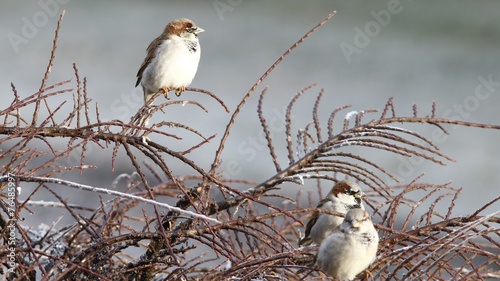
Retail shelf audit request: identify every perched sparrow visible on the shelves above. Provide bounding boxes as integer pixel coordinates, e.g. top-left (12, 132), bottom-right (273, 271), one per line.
top-left (316, 208), bottom-right (379, 281)
top-left (299, 180), bottom-right (364, 246)
top-left (136, 18), bottom-right (204, 102)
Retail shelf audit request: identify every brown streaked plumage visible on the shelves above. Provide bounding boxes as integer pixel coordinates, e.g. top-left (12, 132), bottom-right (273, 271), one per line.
top-left (299, 180), bottom-right (364, 246)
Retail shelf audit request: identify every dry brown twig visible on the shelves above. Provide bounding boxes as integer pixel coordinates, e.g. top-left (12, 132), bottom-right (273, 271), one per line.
top-left (0, 10), bottom-right (499, 281)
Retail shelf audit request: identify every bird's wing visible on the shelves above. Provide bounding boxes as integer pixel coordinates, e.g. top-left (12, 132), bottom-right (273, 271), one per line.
top-left (135, 35), bottom-right (165, 87)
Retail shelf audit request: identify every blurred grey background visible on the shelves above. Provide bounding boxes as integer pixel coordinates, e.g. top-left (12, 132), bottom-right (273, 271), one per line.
top-left (1, 0), bottom-right (499, 227)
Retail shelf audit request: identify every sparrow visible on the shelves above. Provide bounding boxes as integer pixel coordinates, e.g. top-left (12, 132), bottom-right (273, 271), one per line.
top-left (136, 18), bottom-right (204, 103)
top-left (316, 208), bottom-right (379, 281)
top-left (299, 180), bottom-right (364, 246)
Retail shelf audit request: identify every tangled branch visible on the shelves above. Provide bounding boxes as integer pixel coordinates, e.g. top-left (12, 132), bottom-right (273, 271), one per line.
top-left (1, 10), bottom-right (499, 281)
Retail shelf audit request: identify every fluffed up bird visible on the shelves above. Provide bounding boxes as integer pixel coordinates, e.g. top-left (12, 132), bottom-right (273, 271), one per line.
top-left (136, 18), bottom-right (204, 103)
top-left (316, 208), bottom-right (379, 281)
top-left (299, 180), bottom-right (364, 246)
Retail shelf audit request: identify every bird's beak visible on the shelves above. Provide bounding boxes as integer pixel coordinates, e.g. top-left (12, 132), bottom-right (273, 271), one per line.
top-left (194, 27), bottom-right (205, 35)
top-left (351, 219), bottom-right (362, 229)
top-left (352, 191), bottom-right (363, 206)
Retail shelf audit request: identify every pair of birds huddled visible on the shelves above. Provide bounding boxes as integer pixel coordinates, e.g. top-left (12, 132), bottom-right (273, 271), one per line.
top-left (136, 18), bottom-right (378, 280)
top-left (299, 180), bottom-right (379, 280)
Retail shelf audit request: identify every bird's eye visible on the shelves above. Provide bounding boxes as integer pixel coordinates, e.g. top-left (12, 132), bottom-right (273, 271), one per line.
top-left (186, 26), bottom-right (198, 33)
